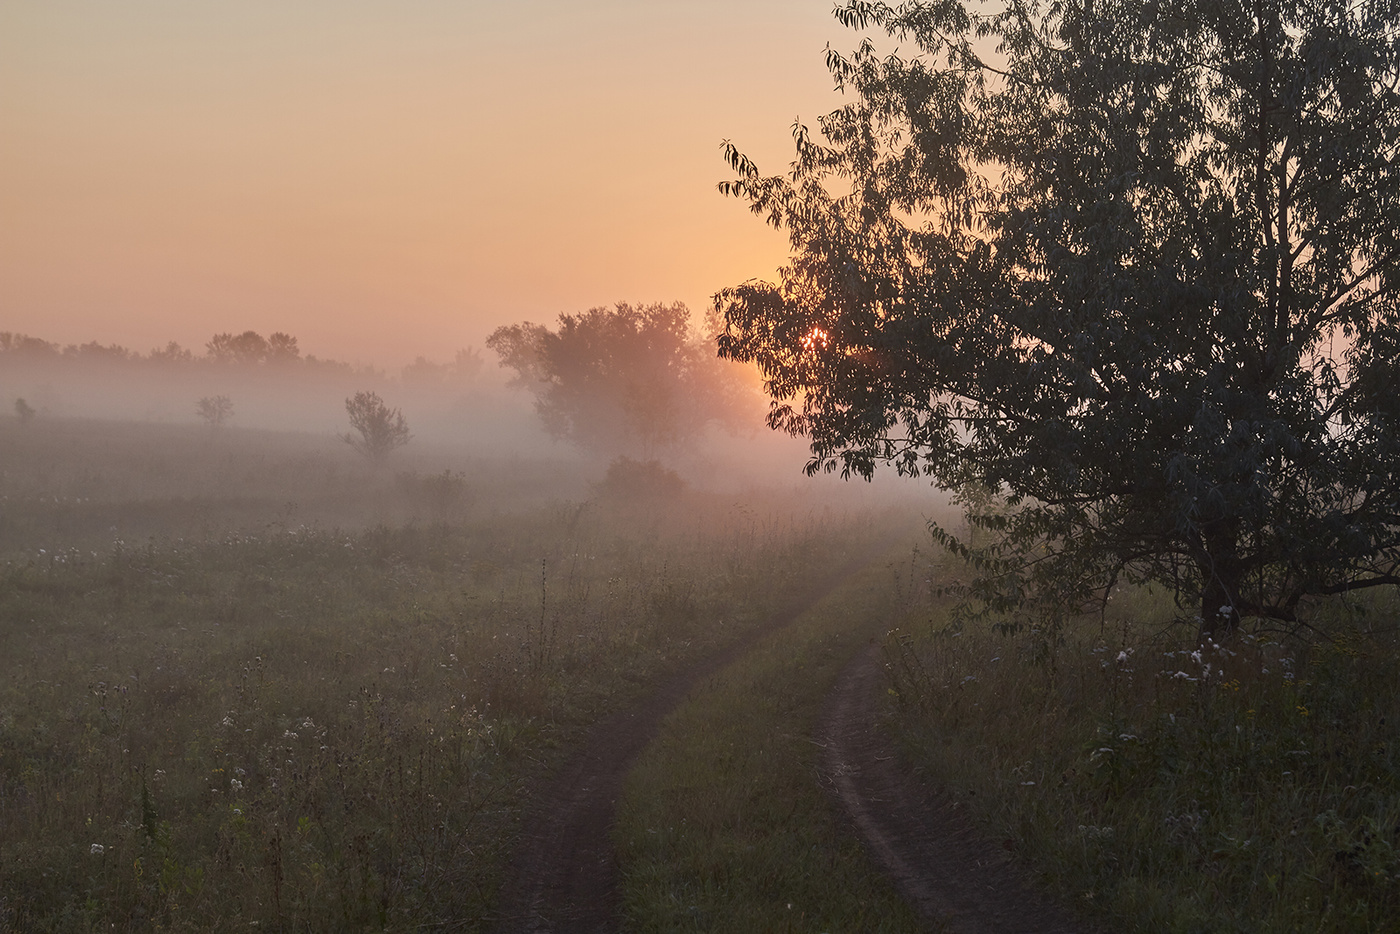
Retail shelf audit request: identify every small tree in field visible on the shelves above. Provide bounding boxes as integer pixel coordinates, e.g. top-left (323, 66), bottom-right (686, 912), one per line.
top-left (14, 398), bottom-right (35, 425)
top-left (341, 391), bottom-right (411, 463)
top-left (196, 395), bottom-right (233, 429)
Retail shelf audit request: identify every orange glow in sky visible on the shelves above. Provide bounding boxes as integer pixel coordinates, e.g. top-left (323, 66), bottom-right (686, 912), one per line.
top-left (0, 1), bottom-right (858, 367)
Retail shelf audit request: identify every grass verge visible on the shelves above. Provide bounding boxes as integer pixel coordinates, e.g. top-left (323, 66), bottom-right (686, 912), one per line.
top-left (615, 540), bottom-right (928, 933)
top-left (883, 549), bottom-right (1400, 933)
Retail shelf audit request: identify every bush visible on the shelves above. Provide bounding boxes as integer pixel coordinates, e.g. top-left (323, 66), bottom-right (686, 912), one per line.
top-left (395, 470), bottom-right (473, 520)
top-left (592, 457), bottom-right (686, 503)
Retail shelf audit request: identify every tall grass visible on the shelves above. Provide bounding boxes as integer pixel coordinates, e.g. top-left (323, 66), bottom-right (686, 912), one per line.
top-left (0, 495), bottom-right (872, 932)
top-left (884, 549), bottom-right (1400, 933)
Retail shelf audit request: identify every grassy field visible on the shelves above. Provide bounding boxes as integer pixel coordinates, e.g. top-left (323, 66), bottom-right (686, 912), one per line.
top-left (9, 415), bottom-right (1397, 932)
top-left (616, 544), bottom-right (926, 933)
top-left (0, 416), bottom-right (898, 932)
top-left (881, 547), bottom-right (1400, 933)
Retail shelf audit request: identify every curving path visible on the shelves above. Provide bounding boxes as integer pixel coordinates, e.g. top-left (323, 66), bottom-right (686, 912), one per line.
top-left (818, 641), bottom-right (1095, 934)
top-left (490, 546), bottom-right (887, 933)
top-left (492, 545), bottom-right (1099, 934)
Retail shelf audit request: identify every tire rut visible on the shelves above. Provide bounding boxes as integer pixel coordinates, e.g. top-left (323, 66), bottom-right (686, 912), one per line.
top-left (819, 641), bottom-right (1096, 934)
top-left (490, 544), bottom-right (892, 933)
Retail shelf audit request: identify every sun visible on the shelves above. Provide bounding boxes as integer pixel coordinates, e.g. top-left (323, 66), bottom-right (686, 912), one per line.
top-left (800, 326), bottom-right (830, 353)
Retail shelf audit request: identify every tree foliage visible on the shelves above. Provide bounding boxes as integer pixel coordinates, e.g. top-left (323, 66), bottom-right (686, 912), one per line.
top-left (717, 0), bottom-right (1400, 635)
top-left (196, 395), bottom-right (233, 429)
top-left (206, 331), bottom-right (301, 365)
top-left (487, 302), bottom-right (748, 458)
top-left (401, 347), bottom-right (485, 387)
top-left (341, 391), bottom-right (411, 462)
top-left (150, 341), bottom-right (195, 364)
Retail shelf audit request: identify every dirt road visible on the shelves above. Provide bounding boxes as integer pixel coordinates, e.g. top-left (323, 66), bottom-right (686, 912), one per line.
top-left (818, 641), bottom-right (1094, 934)
top-left (490, 544), bottom-right (888, 933)
top-left (492, 549), bottom-right (1096, 933)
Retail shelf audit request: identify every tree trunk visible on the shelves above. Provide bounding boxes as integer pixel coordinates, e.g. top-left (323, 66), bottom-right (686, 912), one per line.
top-left (1197, 528), bottom-right (1243, 640)
top-left (1198, 573), bottom-right (1242, 640)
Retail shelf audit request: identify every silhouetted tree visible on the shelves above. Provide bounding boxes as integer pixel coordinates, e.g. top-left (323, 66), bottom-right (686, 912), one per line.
top-left (207, 331), bottom-right (267, 364)
top-left (718, 0), bottom-right (1400, 637)
top-left (267, 332), bottom-right (301, 364)
top-left (14, 398), bottom-right (35, 425)
top-left (196, 395), bottom-right (233, 429)
top-left (341, 391), bottom-right (411, 462)
top-left (401, 347), bottom-right (485, 387)
top-left (67, 341), bottom-right (132, 362)
top-left (149, 342), bottom-right (194, 364)
top-left (488, 302), bottom-right (747, 458)
top-left (203, 330), bottom-right (303, 365)
top-left (0, 333), bottom-right (60, 357)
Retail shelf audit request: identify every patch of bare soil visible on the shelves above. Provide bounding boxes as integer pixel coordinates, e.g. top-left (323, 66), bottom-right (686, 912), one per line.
top-left (490, 546), bottom-right (886, 933)
top-left (818, 642), bottom-right (1098, 934)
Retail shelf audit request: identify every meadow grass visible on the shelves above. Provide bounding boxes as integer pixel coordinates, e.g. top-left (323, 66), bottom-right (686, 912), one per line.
top-left (884, 548), bottom-right (1400, 933)
top-left (615, 540), bottom-right (927, 933)
top-left (0, 418), bottom-right (885, 931)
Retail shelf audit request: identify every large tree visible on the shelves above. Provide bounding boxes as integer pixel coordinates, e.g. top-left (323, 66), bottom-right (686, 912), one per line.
top-left (717, 0), bottom-right (1400, 636)
top-left (488, 302), bottom-right (748, 458)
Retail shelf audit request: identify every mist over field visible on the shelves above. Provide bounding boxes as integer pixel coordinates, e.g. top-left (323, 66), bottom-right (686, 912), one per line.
top-left (0, 334), bottom-right (550, 448)
top-left (0, 327), bottom-right (943, 563)
top-left (0, 323), bottom-right (954, 931)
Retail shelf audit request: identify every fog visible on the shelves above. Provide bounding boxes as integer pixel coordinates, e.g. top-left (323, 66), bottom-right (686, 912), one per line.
top-left (0, 333), bottom-right (948, 560)
top-left (0, 341), bottom-right (551, 452)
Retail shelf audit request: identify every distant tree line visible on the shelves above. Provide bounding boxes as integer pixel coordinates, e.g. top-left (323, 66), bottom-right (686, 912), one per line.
top-left (0, 330), bottom-right (484, 385)
top-left (0, 329), bottom-right (346, 372)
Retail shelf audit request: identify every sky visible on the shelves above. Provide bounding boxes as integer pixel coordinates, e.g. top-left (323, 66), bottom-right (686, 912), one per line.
top-left (1, 1), bottom-right (862, 368)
